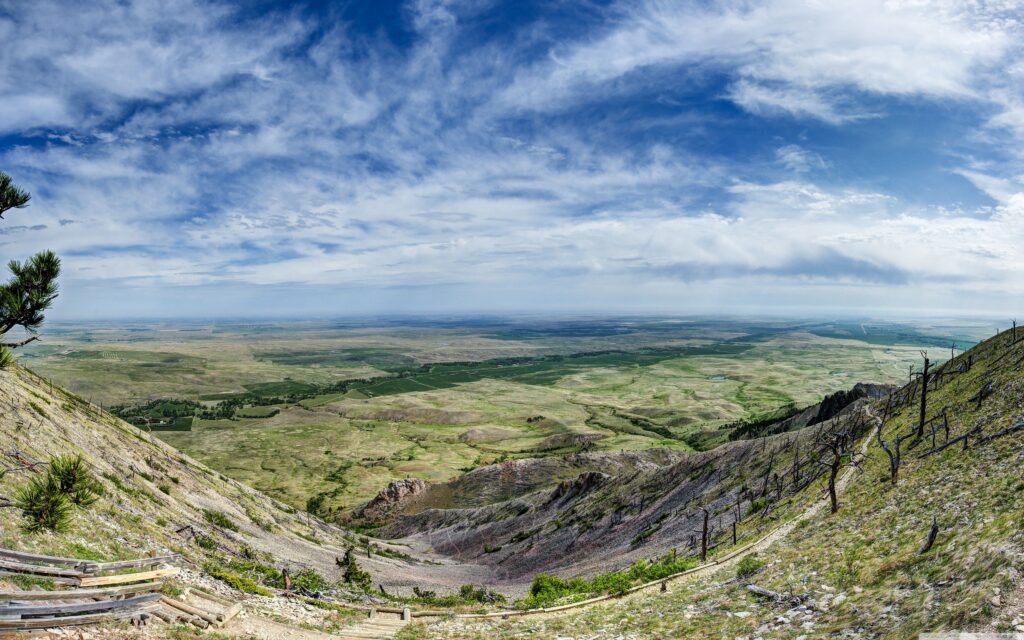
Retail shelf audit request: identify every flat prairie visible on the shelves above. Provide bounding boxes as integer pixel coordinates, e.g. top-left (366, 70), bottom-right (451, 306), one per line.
top-left (19, 317), bottom-right (990, 514)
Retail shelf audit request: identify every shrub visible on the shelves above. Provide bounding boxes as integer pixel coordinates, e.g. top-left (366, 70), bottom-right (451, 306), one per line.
top-left (736, 554), bottom-right (766, 580)
top-left (16, 474), bottom-right (73, 533)
top-left (203, 562), bottom-right (273, 596)
top-left (291, 567), bottom-right (331, 593)
top-left (195, 534), bottom-right (218, 551)
top-left (337, 547), bottom-right (372, 591)
top-left (158, 484), bottom-right (171, 495)
top-left (202, 509), bottom-right (239, 532)
top-left (306, 493), bottom-right (325, 516)
top-left (0, 347), bottom-right (12, 369)
top-left (402, 584), bottom-right (506, 607)
top-left (517, 551), bottom-right (698, 609)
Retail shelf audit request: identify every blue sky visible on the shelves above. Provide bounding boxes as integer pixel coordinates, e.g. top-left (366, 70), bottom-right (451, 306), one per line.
top-left (1, 0), bottom-right (1023, 318)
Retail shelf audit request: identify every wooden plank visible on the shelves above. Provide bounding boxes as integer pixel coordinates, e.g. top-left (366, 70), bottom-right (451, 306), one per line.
top-left (0, 570), bottom-right (79, 585)
top-left (0, 559), bottom-right (84, 578)
top-left (219, 602), bottom-right (243, 625)
top-left (1, 593), bottom-right (160, 617)
top-left (0, 604), bottom-right (159, 630)
top-left (188, 588), bottom-right (234, 607)
top-left (91, 555), bottom-right (179, 573)
top-left (159, 596), bottom-right (220, 626)
top-left (0, 582), bottom-right (162, 601)
top-left (0, 549), bottom-right (86, 568)
top-left (77, 567), bottom-right (178, 588)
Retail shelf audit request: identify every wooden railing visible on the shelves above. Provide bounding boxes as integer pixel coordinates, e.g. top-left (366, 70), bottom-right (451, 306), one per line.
top-left (0, 547), bottom-right (181, 631)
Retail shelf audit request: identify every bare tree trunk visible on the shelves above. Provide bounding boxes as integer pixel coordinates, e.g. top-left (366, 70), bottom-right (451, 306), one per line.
top-left (917, 355), bottom-right (930, 439)
top-left (791, 437), bottom-right (801, 490)
top-left (919, 517), bottom-right (939, 554)
top-left (828, 463), bottom-right (839, 513)
top-left (700, 507), bottom-right (709, 562)
top-left (760, 449), bottom-right (775, 498)
top-left (732, 518), bottom-right (737, 545)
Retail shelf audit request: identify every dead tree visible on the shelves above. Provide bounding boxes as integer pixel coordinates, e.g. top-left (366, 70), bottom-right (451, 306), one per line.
top-left (970, 381), bottom-right (994, 409)
top-left (919, 517), bottom-right (939, 554)
top-left (760, 448), bottom-right (776, 498)
top-left (732, 517), bottom-right (737, 545)
top-left (876, 427), bottom-right (903, 485)
top-left (917, 352), bottom-right (930, 439)
top-left (700, 507), bottom-right (709, 562)
top-left (812, 420), bottom-right (854, 514)
top-left (791, 436), bottom-right (801, 490)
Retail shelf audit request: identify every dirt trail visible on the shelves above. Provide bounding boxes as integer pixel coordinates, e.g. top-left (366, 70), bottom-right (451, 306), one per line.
top-left (221, 610), bottom-right (407, 640)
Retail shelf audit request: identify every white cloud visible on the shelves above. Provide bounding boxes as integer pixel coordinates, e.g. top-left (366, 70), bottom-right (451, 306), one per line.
top-left (497, 0), bottom-right (1015, 121)
top-left (774, 144), bottom-right (829, 173)
top-left (1, 0), bottom-right (1023, 316)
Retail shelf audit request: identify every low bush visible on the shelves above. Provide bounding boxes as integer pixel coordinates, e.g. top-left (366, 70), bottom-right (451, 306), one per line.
top-left (518, 551), bottom-right (698, 609)
top-left (399, 584), bottom-right (506, 607)
top-left (202, 509), bottom-right (239, 532)
top-left (16, 475), bottom-right (73, 533)
top-left (736, 554), bottom-right (766, 580)
top-left (16, 454), bottom-right (102, 532)
top-left (203, 562), bottom-right (273, 596)
top-left (50, 455), bottom-right (100, 503)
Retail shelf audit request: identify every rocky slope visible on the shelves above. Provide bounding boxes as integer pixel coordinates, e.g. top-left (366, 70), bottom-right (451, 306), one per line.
top-left (0, 364), bottom-right (483, 607)
top-left (361, 385), bottom-right (883, 588)
top-left (407, 328), bottom-right (1024, 639)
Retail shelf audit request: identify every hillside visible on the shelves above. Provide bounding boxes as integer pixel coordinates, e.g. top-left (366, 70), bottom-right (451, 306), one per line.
top-left (2, 324), bottom-right (1021, 639)
top-left (0, 364), bottom-right (475, 636)
top-left (404, 327), bottom-right (1024, 638)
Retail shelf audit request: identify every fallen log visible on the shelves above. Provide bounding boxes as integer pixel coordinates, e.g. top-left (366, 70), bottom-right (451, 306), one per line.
top-left (159, 596), bottom-right (221, 627)
top-left (919, 517), bottom-right (940, 554)
top-left (977, 420), bottom-right (1024, 444)
top-left (0, 583), bottom-right (162, 601)
top-left (0, 604), bottom-right (160, 630)
top-left (746, 584), bottom-right (800, 604)
top-left (918, 427), bottom-right (981, 458)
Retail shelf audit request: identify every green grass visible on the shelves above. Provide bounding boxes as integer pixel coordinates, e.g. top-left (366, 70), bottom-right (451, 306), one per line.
top-left (413, 330), bottom-right (1024, 639)
top-left (22, 319), bottom-right (985, 516)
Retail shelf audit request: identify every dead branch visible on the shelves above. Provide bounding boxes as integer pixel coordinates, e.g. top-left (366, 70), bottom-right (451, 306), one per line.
top-left (746, 584), bottom-right (802, 604)
top-left (918, 426), bottom-right (982, 458)
top-left (919, 517), bottom-right (940, 554)
top-left (0, 335), bottom-right (39, 348)
top-left (977, 420), bottom-right (1024, 444)
top-left (969, 381), bottom-right (995, 409)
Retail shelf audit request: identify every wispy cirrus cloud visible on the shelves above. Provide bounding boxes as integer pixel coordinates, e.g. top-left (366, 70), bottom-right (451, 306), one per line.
top-left (0, 0), bottom-right (1022, 317)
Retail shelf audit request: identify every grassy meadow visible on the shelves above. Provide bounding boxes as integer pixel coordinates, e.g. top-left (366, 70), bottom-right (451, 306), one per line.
top-left (19, 317), bottom-right (992, 515)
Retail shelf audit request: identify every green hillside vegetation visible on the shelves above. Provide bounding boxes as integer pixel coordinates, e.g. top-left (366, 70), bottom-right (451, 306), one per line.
top-left (145, 329), bottom-right (950, 515)
top-left (407, 327), bottom-right (1024, 639)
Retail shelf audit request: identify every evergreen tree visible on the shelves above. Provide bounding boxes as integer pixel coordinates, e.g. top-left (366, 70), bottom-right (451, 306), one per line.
top-left (337, 547), bottom-right (372, 591)
top-left (0, 172), bottom-right (60, 367)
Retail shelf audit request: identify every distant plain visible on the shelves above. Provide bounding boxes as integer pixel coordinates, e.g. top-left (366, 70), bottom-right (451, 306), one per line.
top-left (20, 317), bottom-right (993, 516)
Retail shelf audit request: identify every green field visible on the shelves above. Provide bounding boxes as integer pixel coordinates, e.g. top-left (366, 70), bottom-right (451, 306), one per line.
top-left (18, 317), bottom-right (992, 516)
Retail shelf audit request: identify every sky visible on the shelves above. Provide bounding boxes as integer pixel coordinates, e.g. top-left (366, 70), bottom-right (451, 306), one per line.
top-left (1, 0), bottom-right (1023, 319)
